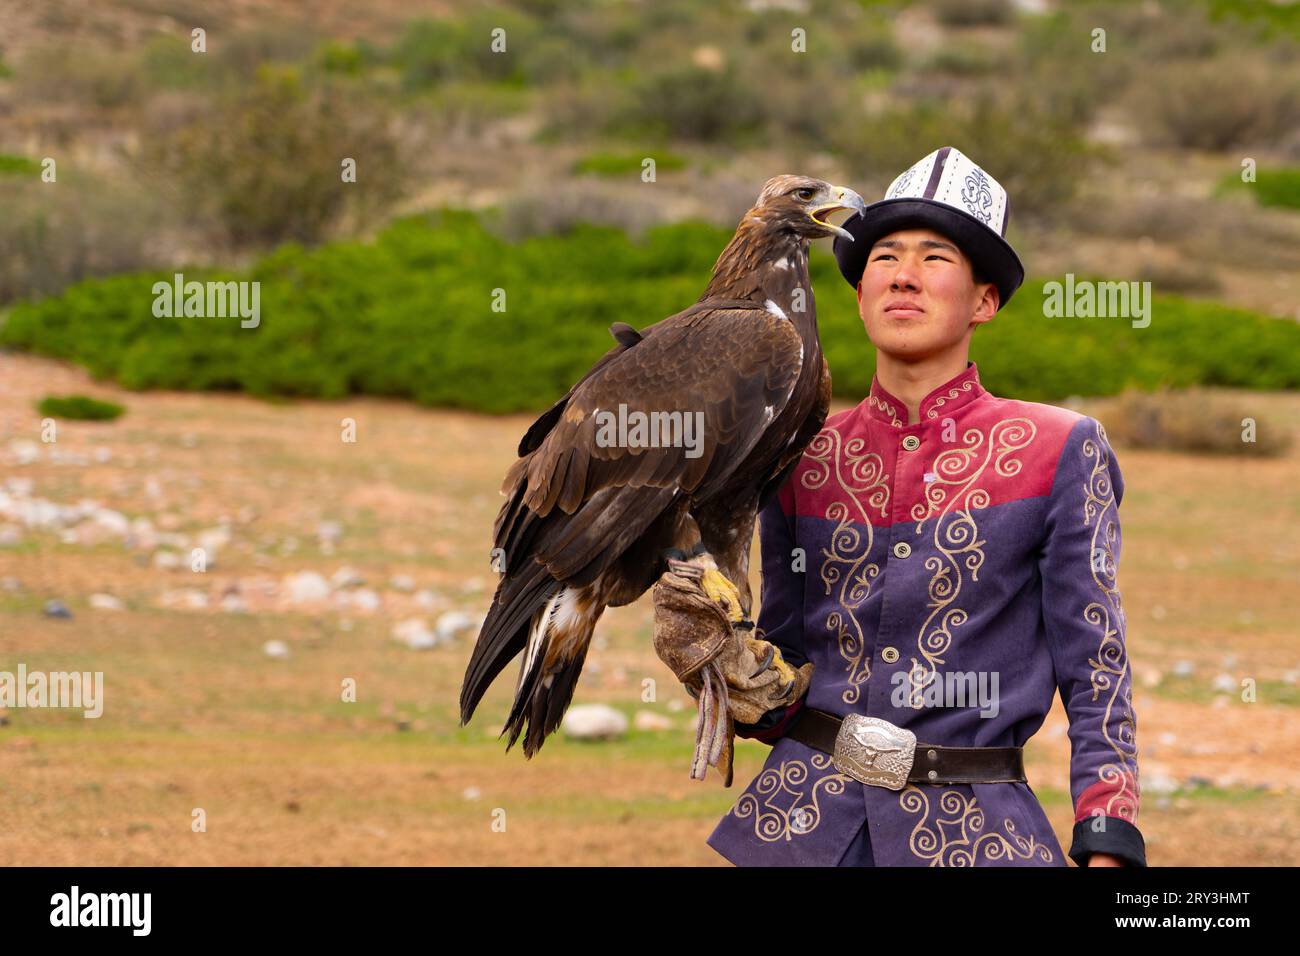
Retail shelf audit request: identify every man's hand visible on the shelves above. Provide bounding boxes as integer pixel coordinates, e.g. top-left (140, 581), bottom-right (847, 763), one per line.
top-left (651, 556), bottom-right (813, 783)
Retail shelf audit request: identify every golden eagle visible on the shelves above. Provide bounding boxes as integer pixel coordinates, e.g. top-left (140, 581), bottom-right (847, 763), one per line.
top-left (459, 175), bottom-right (865, 762)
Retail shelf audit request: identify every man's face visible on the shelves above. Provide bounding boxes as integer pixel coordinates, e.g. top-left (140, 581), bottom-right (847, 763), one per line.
top-left (855, 227), bottom-right (998, 361)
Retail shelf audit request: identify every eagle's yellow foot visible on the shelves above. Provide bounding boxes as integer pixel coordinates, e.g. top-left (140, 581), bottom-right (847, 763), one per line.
top-left (698, 567), bottom-right (744, 623)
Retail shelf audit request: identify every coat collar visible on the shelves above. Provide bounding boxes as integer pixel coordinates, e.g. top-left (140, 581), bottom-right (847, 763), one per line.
top-left (865, 360), bottom-right (985, 427)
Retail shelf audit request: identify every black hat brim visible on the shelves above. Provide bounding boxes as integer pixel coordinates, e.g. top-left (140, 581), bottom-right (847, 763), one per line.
top-left (832, 198), bottom-right (1025, 311)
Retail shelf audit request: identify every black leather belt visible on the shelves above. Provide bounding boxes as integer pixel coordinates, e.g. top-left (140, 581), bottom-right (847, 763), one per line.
top-left (785, 707), bottom-right (1026, 789)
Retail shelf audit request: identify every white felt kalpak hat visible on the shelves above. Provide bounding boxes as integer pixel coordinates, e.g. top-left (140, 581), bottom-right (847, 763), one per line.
top-left (833, 146), bottom-right (1025, 310)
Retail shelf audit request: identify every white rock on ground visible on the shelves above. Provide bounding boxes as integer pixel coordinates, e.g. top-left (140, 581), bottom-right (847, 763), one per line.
top-left (263, 640), bottom-right (291, 660)
top-left (562, 704), bottom-right (628, 741)
top-left (435, 611), bottom-right (477, 644)
top-left (331, 566), bottom-right (364, 589)
top-left (283, 571), bottom-right (331, 604)
top-left (89, 593), bottom-right (124, 611)
top-left (392, 618), bottom-right (437, 650)
top-left (633, 710), bottom-right (673, 732)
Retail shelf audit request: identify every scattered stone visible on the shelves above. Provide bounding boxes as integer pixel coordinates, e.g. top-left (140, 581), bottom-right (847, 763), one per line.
top-left (89, 593), bottom-right (124, 611)
top-left (388, 574), bottom-right (415, 593)
top-left (562, 704), bottom-right (628, 741)
top-left (43, 599), bottom-right (72, 619)
top-left (331, 566), bottom-right (364, 589)
top-left (197, 526), bottom-right (231, 553)
top-left (462, 786), bottom-right (482, 801)
top-left (153, 550), bottom-right (181, 570)
top-left (10, 439), bottom-right (40, 466)
top-left (1145, 771), bottom-right (1180, 795)
top-left (347, 588), bottom-right (381, 613)
top-left (1211, 673), bottom-right (1237, 693)
top-left (392, 618), bottom-right (437, 650)
top-left (1172, 659), bottom-right (1195, 677)
top-left (634, 710), bottom-right (673, 732)
top-left (435, 611), bottom-right (476, 644)
top-left (414, 589), bottom-right (444, 610)
top-left (159, 588), bottom-right (208, 610)
top-left (666, 698), bottom-right (686, 713)
top-left (262, 640), bottom-right (290, 660)
top-left (283, 571), bottom-right (330, 604)
top-left (0, 524), bottom-right (21, 546)
top-left (220, 592), bottom-right (248, 614)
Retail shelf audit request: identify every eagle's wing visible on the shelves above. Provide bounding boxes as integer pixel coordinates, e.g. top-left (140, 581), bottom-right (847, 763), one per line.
top-left (499, 304), bottom-right (804, 582)
top-left (463, 304), bottom-right (806, 731)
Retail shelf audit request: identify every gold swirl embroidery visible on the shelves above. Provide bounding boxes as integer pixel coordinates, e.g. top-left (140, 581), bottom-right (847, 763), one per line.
top-left (900, 785), bottom-right (1054, 866)
top-left (902, 418), bottom-right (1036, 705)
top-left (1081, 421), bottom-right (1139, 821)
top-left (925, 381), bottom-right (976, 419)
top-left (868, 394), bottom-right (904, 427)
top-left (802, 427), bottom-right (890, 704)
top-left (732, 753), bottom-right (852, 842)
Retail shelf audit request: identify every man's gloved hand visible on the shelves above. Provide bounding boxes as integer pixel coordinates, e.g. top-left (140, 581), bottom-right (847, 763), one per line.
top-left (652, 556), bottom-right (813, 785)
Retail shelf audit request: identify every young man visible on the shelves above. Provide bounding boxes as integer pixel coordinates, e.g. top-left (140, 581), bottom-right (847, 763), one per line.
top-left (704, 147), bottom-right (1146, 867)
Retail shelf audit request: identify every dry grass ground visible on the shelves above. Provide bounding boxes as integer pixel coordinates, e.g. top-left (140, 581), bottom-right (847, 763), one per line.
top-left (0, 352), bottom-right (1296, 866)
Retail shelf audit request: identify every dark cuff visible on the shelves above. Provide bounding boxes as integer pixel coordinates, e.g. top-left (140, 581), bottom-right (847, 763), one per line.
top-left (1068, 817), bottom-right (1147, 868)
top-left (734, 694), bottom-right (807, 745)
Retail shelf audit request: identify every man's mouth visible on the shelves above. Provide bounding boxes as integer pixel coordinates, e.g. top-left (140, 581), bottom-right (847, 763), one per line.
top-left (884, 300), bottom-right (925, 317)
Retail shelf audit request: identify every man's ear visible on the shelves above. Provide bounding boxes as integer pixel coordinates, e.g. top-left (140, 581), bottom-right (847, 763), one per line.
top-left (972, 282), bottom-right (998, 325)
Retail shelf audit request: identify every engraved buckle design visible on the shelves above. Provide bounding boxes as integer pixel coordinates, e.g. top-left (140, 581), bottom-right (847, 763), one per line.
top-left (832, 714), bottom-right (917, 790)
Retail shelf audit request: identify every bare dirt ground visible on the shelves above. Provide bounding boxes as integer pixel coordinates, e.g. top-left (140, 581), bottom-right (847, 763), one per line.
top-left (0, 351), bottom-right (1297, 866)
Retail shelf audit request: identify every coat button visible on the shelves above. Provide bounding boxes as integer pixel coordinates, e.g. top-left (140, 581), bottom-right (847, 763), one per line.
top-left (892, 541), bottom-right (911, 559)
top-left (881, 646), bottom-right (899, 663)
top-left (927, 749), bottom-right (938, 761)
top-left (927, 770), bottom-right (939, 781)
top-left (902, 435), bottom-right (920, 451)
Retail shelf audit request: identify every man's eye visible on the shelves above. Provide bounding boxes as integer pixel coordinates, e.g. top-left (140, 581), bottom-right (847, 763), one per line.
top-left (871, 254), bottom-right (895, 261)
top-left (926, 255), bottom-right (950, 261)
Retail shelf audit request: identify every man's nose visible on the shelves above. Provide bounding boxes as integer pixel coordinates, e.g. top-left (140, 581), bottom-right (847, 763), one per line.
top-left (890, 267), bottom-right (921, 292)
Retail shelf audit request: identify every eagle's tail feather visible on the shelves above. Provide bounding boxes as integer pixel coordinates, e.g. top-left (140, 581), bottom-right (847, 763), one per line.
top-left (503, 585), bottom-right (602, 758)
top-left (459, 563), bottom-right (561, 726)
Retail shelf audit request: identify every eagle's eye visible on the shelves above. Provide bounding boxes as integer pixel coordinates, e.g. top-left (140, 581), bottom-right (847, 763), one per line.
top-left (794, 187), bottom-right (817, 202)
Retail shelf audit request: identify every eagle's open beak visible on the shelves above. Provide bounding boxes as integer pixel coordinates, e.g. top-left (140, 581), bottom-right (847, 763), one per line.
top-left (810, 185), bottom-right (867, 241)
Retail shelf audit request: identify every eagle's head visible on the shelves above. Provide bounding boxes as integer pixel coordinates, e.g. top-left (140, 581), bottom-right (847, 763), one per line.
top-left (752, 175), bottom-right (867, 243)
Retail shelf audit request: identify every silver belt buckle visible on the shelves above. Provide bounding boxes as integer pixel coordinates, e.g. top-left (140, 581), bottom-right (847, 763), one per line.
top-left (833, 714), bottom-right (917, 791)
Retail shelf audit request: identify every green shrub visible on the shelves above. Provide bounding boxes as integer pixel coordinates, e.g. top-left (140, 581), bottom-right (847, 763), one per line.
top-left (141, 67), bottom-right (405, 248)
top-left (1131, 56), bottom-right (1300, 150)
top-left (3, 211), bottom-right (1298, 415)
top-left (0, 154), bottom-right (40, 177)
top-left (931, 0), bottom-right (1013, 28)
top-left (1102, 387), bottom-right (1291, 456)
top-left (1217, 166), bottom-right (1300, 211)
top-left (573, 150), bottom-right (687, 177)
top-left (37, 395), bottom-right (125, 421)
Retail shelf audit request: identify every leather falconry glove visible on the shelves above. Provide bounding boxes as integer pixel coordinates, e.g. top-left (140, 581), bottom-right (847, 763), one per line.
top-left (651, 556), bottom-right (813, 786)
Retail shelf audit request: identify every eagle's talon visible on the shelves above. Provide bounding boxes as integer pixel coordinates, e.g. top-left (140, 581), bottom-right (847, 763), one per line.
top-left (698, 567), bottom-right (745, 623)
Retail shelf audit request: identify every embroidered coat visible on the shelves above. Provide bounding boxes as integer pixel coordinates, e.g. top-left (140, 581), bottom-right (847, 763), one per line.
top-left (706, 361), bottom-right (1146, 867)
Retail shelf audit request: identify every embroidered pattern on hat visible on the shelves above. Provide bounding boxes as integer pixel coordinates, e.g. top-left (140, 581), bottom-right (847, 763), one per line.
top-left (887, 165), bottom-right (917, 199)
top-left (961, 167), bottom-right (995, 225)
